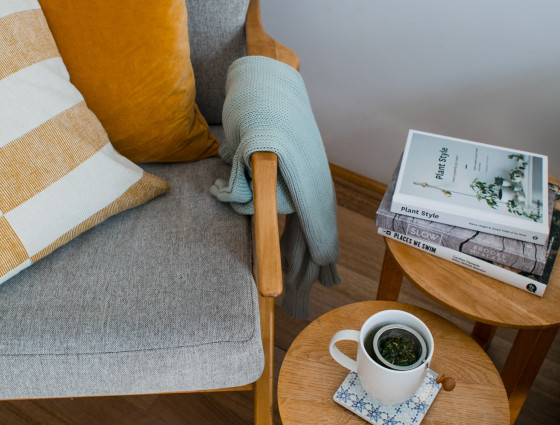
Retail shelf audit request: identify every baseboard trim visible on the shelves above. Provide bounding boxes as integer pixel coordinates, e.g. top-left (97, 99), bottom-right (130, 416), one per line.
top-left (329, 163), bottom-right (387, 194)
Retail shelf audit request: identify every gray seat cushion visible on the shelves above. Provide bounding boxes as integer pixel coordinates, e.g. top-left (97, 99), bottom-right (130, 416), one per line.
top-left (0, 151), bottom-right (263, 399)
top-left (186, 0), bottom-right (250, 124)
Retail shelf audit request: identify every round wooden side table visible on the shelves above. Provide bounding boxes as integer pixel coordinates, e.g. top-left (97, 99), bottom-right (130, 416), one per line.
top-left (377, 236), bottom-right (560, 424)
top-left (278, 301), bottom-right (509, 425)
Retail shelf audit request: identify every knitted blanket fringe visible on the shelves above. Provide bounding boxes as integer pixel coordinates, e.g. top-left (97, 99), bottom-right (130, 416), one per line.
top-left (210, 56), bottom-right (341, 319)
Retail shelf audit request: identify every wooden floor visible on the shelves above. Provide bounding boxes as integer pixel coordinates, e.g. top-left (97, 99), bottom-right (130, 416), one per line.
top-left (1, 173), bottom-right (558, 424)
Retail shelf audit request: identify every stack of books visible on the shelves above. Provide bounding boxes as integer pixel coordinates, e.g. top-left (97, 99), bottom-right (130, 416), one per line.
top-left (376, 130), bottom-right (559, 296)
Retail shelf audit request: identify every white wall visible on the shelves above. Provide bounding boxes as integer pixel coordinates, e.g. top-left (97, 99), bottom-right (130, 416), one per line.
top-left (261, 0), bottom-right (560, 183)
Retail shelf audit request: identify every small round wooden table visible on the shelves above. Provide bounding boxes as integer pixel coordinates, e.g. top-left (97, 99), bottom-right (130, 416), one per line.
top-left (278, 301), bottom-right (509, 425)
top-left (377, 237), bottom-right (560, 424)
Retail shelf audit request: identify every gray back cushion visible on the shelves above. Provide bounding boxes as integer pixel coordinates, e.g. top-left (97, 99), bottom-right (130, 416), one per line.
top-left (186, 0), bottom-right (250, 124)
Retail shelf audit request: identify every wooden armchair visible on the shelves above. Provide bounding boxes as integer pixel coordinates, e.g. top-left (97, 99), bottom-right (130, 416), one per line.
top-left (0, 1), bottom-right (298, 424)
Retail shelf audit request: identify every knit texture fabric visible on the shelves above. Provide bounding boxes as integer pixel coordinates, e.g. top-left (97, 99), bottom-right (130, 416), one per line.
top-left (210, 56), bottom-right (341, 319)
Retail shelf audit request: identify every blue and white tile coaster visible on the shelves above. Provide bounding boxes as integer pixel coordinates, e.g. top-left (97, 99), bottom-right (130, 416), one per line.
top-left (333, 370), bottom-right (441, 424)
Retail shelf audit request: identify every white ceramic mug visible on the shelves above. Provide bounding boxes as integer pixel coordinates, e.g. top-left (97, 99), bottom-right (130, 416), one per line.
top-left (329, 309), bottom-right (434, 405)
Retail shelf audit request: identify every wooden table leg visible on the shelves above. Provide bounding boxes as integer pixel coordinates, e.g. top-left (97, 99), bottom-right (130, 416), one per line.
top-left (501, 326), bottom-right (559, 424)
top-left (376, 247), bottom-right (403, 301)
top-left (471, 322), bottom-right (497, 351)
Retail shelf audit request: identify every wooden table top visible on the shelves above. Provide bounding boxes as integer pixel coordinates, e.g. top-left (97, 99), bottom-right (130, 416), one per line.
top-left (385, 237), bottom-right (560, 329)
top-left (278, 301), bottom-right (509, 425)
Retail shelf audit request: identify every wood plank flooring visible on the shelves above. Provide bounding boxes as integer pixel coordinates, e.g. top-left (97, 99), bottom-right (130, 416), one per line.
top-left (1, 173), bottom-right (558, 424)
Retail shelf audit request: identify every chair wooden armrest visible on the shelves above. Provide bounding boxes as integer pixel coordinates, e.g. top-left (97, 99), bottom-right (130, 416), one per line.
top-left (246, 0), bottom-right (297, 299)
top-left (246, 0), bottom-right (300, 70)
top-left (252, 152), bottom-right (283, 298)
top-left (252, 151), bottom-right (282, 424)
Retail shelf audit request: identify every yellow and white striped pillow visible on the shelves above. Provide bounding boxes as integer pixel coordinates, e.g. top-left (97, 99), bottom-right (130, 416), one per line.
top-left (0, 0), bottom-right (170, 285)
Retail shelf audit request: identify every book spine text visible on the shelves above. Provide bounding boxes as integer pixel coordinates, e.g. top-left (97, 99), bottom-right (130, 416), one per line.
top-left (389, 199), bottom-right (548, 245)
top-left (375, 212), bottom-right (545, 275)
top-left (378, 228), bottom-right (546, 296)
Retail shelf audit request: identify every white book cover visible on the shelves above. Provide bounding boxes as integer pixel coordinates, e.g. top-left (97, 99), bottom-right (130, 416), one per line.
top-left (391, 130), bottom-right (549, 244)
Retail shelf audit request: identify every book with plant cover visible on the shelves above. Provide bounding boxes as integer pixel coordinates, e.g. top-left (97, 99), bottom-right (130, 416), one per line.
top-left (377, 159), bottom-right (557, 275)
top-left (390, 130), bottom-right (549, 245)
top-left (378, 182), bottom-right (559, 296)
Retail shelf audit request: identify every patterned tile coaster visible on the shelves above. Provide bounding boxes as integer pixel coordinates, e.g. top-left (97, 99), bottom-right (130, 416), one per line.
top-left (333, 370), bottom-right (441, 424)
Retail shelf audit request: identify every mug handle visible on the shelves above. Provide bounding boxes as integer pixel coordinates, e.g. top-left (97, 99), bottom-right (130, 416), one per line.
top-left (329, 329), bottom-right (361, 372)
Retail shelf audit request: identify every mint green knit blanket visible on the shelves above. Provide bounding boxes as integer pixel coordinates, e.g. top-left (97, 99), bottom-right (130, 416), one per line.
top-left (210, 56), bottom-right (340, 319)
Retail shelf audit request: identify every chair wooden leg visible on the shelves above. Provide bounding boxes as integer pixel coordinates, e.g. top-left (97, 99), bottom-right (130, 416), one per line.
top-left (254, 295), bottom-right (274, 425)
top-left (376, 247), bottom-right (403, 301)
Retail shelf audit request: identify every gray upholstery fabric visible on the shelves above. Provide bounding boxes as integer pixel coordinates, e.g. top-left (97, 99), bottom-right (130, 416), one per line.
top-left (210, 124), bottom-right (226, 143)
top-left (186, 0), bottom-right (250, 124)
top-left (0, 156), bottom-right (263, 399)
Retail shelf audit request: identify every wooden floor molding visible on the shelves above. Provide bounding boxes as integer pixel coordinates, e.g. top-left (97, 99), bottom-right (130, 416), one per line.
top-left (329, 163), bottom-right (387, 195)
top-left (1, 169), bottom-right (558, 424)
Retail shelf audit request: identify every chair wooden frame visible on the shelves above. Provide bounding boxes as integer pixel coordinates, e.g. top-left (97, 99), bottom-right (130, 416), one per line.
top-left (204, 1), bottom-right (299, 424)
top-left (160, 3), bottom-right (298, 423)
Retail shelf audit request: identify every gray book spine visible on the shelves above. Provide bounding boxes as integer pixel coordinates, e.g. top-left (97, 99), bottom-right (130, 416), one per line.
top-left (376, 160), bottom-right (554, 275)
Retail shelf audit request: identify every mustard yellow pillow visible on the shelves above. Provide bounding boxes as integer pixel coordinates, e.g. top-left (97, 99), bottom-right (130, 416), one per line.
top-left (0, 1), bottom-right (169, 285)
top-left (38, 0), bottom-right (219, 163)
